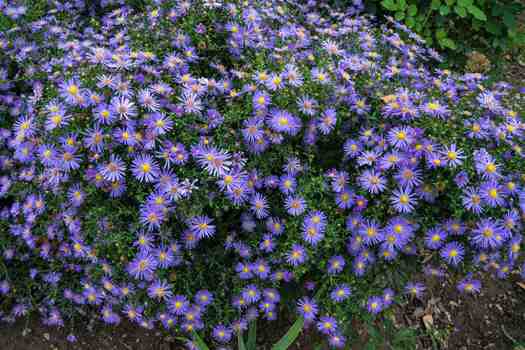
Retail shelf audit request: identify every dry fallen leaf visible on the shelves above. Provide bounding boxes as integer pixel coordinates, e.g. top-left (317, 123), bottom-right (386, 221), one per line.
top-left (517, 282), bottom-right (525, 290)
top-left (422, 314), bottom-right (434, 330)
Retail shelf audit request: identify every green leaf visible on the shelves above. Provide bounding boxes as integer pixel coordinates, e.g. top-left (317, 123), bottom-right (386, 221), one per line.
top-left (486, 20), bottom-right (503, 35)
top-left (406, 17), bottom-right (415, 27)
top-left (381, 0), bottom-right (397, 11)
top-left (445, 0), bottom-right (455, 6)
top-left (467, 5), bottom-right (487, 21)
top-left (247, 321), bottom-right (257, 350)
top-left (192, 331), bottom-right (211, 350)
top-left (431, 0), bottom-right (441, 10)
top-left (440, 37), bottom-right (457, 49)
top-left (439, 5), bottom-right (450, 16)
top-left (398, 0), bottom-right (407, 10)
top-left (435, 28), bottom-right (447, 39)
top-left (238, 331), bottom-right (247, 350)
top-left (503, 11), bottom-right (516, 30)
top-left (457, 0), bottom-right (472, 6)
top-left (407, 4), bottom-right (417, 16)
top-left (271, 316), bottom-right (305, 350)
top-left (454, 5), bottom-right (467, 17)
top-left (395, 11), bottom-right (405, 20)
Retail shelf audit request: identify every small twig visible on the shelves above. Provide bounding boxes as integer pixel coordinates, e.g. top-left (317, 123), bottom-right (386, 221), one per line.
top-left (119, 340), bottom-right (133, 350)
top-left (501, 325), bottom-right (517, 344)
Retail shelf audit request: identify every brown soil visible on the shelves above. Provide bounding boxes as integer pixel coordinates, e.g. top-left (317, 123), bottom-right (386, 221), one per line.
top-left (393, 273), bottom-right (525, 350)
top-left (1, 272), bottom-right (524, 350)
top-left (0, 318), bottom-right (182, 350)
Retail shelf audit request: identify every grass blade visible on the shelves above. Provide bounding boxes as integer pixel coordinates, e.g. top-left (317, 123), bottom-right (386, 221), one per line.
top-left (247, 320), bottom-right (257, 350)
top-left (192, 331), bottom-right (210, 350)
top-left (271, 316), bottom-right (305, 350)
top-left (238, 330), bottom-right (247, 350)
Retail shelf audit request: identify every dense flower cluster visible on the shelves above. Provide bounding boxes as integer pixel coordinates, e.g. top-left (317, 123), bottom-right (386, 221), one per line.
top-left (0, 0), bottom-right (524, 348)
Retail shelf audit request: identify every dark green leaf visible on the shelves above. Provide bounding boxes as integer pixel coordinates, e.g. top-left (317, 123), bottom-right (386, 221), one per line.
top-left (457, 0), bottom-right (472, 7)
top-left (503, 11), bottom-right (516, 30)
top-left (440, 37), bottom-right (457, 49)
top-left (439, 5), bottom-right (450, 16)
top-left (247, 321), bottom-right (257, 350)
top-left (192, 331), bottom-right (210, 350)
top-left (431, 0), bottom-right (441, 10)
top-left (381, 0), bottom-right (397, 11)
top-left (454, 5), bottom-right (467, 17)
top-left (238, 331), bottom-right (247, 350)
top-left (407, 4), bottom-right (417, 16)
top-left (435, 28), bottom-right (447, 39)
top-left (395, 11), bottom-right (405, 20)
top-left (271, 317), bottom-right (305, 350)
top-left (467, 5), bottom-right (487, 21)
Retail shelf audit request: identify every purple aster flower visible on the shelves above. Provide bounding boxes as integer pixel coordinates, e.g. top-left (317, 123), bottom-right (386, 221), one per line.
top-left (251, 192), bottom-right (269, 219)
top-left (405, 282), bottom-right (425, 299)
top-left (195, 290), bottom-right (213, 307)
top-left (67, 184), bottom-right (85, 207)
top-left (285, 195), bottom-right (307, 216)
top-left (424, 227), bottom-right (447, 250)
top-left (212, 324), bottom-right (232, 344)
top-left (297, 95), bottom-right (318, 116)
top-left (252, 90), bottom-right (270, 110)
top-left (242, 284), bottom-right (260, 304)
top-left (59, 147), bottom-right (81, 172)
top-left (442, 143), bottom-right (465, 167)
top-left (279, 174), bottom-right (297, 195)
top-left (252, 259), bottom-right (271, 279)
top-left (328, 334), bottom-right (346, 349)
top-left (132, 154), bottom-right (160, 183)
top-left (101, 305), bottom-right (120, 325)
top-left (94, 104), bottom-right (116, 125)
top-left (382, 288), bottom-right (395, 307)
top-left (189, 215), bottom-right (215, 239)
top-left (440, 242), bottom-right (464, 266)
top-left (259, 234), bottom-right (275, 253)
top-left (317, 108), bottom-right (337, 135)
top-left (147, 279), bottom-right (173, 300)
top-left (474, 149), bottom-right (500, 180)
top-left (297, 297), bottom-right (318, 320)
top-left (461, 187), bottom-right (484, 214)
top-left (330, 284), bottom-right (351, 302)
top-left (194, 145), bottom-right (232, 177)
top-left (327, 255), bottom-right (345, 275)
top-left (127, 251), bottom-right (158, 280)
top-left (146, 112), bottom-right (173, 135)
top-left (457, 277), bottom-right (481, 294)
top-left (317, 315), bottom-right (338, 335)
top-left (311, 67), bottom-right (330, 85)
top-left (454, 170), bottom-right (469, 187)
top-left (471, 219), bottom-right (507, 249)
top-left (367, 296), bottom-right (383, 314)
top-left (336, 188), bottom-right (354, 209)
top-left (267, 109), bottom-right (302, 136)
top-left (168, 295), bottom-right (189, 315)
top-left (359, 219), bottom-right (383, 246)
top-left (110, 96), bottom-right (137, 120)
top-left (358, 169), bottom-right (387, 194)
top-left (480, 180), bottom-right (506, 208)
top-left (394, 166), bottom-right (422, 189)
top-left (390, 187), bottom-right (417, 213)
top-left (286, 244), bottom-right (307, 266)
top-left (301, 221), bottom-right (324, 246)
top-left (236, 262), bottom-right (253, 280)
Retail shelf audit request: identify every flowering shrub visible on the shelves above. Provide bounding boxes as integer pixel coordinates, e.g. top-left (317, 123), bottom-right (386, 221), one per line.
top-left (1, 0), bottom-right (524, 348)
